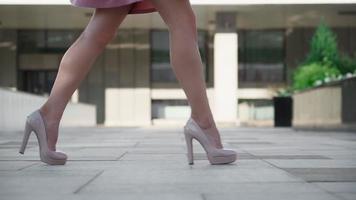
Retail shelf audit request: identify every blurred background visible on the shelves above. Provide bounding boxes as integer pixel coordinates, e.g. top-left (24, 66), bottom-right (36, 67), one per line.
top-left (0, 0), bottom-right (355, 131)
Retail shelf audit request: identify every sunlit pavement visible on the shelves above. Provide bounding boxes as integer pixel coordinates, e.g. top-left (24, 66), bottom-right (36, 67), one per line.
top-left (1, 126), bottom-right (356, 200)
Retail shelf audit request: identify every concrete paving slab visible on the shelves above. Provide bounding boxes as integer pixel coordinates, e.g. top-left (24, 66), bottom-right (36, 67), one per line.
top-left (203, 192), bottom-right (341, 200)
top-left (0, 170), bottom-right (101, 195)
top-left (1, 126), bottom-right (355, 200)
top-left (283, 168), bottom-right (356, 182)
top-left (312, 182), bottom-right (356, 193)
top-left (264, 159), bottom-right (356, 168)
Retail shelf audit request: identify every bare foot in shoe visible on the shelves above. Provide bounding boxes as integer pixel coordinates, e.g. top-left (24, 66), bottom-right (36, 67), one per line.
top-left (38, 109), bottom-right (59, 151)
top-left (192, 117), bottom-right (223, 149)
top-left (201, 124), bottom-right (223, 149)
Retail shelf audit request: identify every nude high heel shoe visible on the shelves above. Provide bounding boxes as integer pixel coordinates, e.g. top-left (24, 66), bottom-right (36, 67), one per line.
top-left (19, 109), bottom-right (67, 165)
top-left (183, 117), bottom-right (237, 165)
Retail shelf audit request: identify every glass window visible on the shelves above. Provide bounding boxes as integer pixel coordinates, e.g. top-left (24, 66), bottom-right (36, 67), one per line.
top-left (238, 30), bottom-right (285, 87)
top-left (18, 30), bottom-right (46, 53)
top-left (18, 30), bottom-right (79, 53)
top-left (150, 30), bottom-right (208, 83)
top-left (152, 100), bottom-right (190, 119)
top-left (47, 30), bottom-right (79, 50)
top-left (22, 70), bottom-right (58, 95)
top-left (17, 30), bottom-right (79, 93)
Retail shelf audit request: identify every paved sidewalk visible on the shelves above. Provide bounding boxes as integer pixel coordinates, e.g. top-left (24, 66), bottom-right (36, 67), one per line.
top-left (1, 126), bottom-right (356, 200)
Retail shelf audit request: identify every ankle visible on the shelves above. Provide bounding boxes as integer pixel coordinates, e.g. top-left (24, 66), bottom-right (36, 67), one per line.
top-left (191, 114), bottom-right (215, 129)
top-left (39, 105), bottom-right (61, 124)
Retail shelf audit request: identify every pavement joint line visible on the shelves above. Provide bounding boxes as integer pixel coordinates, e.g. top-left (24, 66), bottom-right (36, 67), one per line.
top-left (0, 160), bottom-right (40, 161)
top-left (307, 180), bottom-right (356, 183)
top-left (66, 160), bottom-right (124, 163)
top-left (123, 152), bottom-right (187, 155)
top-left (260, 159), bottom-right (312, 183)
top-left (310, 181), bottom-right (353, 200)
top-left (116, 151), bottom-right (128, 161)
top-left (133, 141), bottom-right (140, 147)
top-left (17, 162), bottom-right (38, 171)
top-left (200, 193), bottom-right (207, 200)
top-left (73, 170), bottom-right (104, 194)
top-left (11, 159), bottom-right (122, 162)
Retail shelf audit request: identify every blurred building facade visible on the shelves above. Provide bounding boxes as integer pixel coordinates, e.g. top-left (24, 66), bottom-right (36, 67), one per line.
top-left (0, 1), bottom-right (355, 126)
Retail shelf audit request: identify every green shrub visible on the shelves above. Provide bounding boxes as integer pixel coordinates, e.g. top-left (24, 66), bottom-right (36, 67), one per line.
top-left (293, 63), bottom-right (340, 91)
top-left (292, 19), bottom-right (356, 91)
top-left (337, 53), bottom-right (356, 74)
top-left (303, 20), bottom-right (339, 68)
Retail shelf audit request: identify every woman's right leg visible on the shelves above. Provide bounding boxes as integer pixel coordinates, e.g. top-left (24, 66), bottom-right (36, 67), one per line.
top-left (39, 5), bottom-right (132, 151)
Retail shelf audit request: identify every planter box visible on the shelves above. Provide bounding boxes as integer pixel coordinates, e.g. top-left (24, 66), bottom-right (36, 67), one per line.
top-left (292, 77), bottom-right (356, 131)
top-left (273, 96), bottom-right (293, 127)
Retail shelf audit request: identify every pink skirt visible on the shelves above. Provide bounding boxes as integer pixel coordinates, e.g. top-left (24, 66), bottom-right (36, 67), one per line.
top-left (69, 0), bottom-right (157, 14)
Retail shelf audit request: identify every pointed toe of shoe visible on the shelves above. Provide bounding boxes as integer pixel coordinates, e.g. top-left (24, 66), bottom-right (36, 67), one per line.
top-left (56, 151), bottom-right (68, 160)
top-left (225, 149), bottom-right (237, 162)
top-left (223, 149), bottom-right (237, 156)
top-left (209, 149), bottom-right (237, 164)
top-left (47, 150), bottom-right (68, 161)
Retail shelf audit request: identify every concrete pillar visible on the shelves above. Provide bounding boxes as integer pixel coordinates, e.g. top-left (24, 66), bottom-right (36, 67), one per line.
top-left (213, 12), bottom-right (239, 125)
top-left (104, 29), bottom-right (151, 126)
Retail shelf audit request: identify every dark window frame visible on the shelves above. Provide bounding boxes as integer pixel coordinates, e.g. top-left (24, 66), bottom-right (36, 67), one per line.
top-left (16, 29), bottom-right (81, 92)
top-left (237, 28), bottom-right (287, 88)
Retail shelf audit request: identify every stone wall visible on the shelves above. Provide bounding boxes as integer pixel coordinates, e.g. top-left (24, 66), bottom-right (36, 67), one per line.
top-left (293, 77), bottom-right (356, 131)
top-left (0, 87), bottom-right (96, 131)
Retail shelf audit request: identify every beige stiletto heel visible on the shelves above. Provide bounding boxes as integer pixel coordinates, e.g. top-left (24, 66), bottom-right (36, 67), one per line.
top-left (184, 128), bottom-right (194, 164)
top-left (19, 121), bottom-right (32, 154)
top-left (183, 117), bottom-right (237, 165)
top-left (19, 109), bottom-right (67, 165)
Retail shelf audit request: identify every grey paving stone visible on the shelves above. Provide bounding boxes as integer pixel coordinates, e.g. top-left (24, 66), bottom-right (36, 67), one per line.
top-left (244, 149), bottom-right (326, 156)
top-left (229, 141), bottom-right (275, 145)
top-left (0, 161), bottom-right (38, 171)
top-left (77, 193), bottom-right (203, 200)
top-left (333, 193), bottom-right (356, 200)
top-left (79, 167), bottom-right (302, 192)
top-left (97, 182), bottom-right (323, 193)
top-left (1, 126), bottom-right (356, 200)
top-left (265, 159), bottom-right (356, 168)
top-left (0, 170), bottom-right (101, 195)
top-left (65, 147), bottom-right (127, 161)
top-left (203, 192), bottom-right (341, 200)
top-left (303, 150), bottom-right (356, 160)
top-left (260, 155), bottom-right (331, 159)
top-left (221, 154), bottom-right (331, 160)
top-left (283, 168), bottom-right (356, 182)
top-left (120, 153), bottom-right (186, 161)
top-left (21, 161), bottom-right (122, 171)
top-left (0, 194), bottom-right (78, 200)
top-left (128, 147), bottom-right (185, 154)
top-left (312, 182), bottom-right (356, 193)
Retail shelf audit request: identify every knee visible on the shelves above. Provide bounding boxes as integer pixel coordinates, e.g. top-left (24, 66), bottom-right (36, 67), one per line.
top-left (81, 28), bottom-right (116, 49)
top-left (166, 9), bottom-right (197, 38)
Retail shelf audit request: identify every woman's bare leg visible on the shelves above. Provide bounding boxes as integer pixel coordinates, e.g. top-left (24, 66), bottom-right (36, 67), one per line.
top-left (39, 5), bottom-right (132, 151)
top-left (150, 0), bottom-right (223, 148)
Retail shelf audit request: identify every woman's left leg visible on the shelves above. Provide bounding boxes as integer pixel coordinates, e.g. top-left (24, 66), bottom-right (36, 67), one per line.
top-left (150, 0), bottom-right (223, 148)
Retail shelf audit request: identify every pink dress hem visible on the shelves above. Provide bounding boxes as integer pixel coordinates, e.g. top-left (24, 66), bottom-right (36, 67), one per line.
top-left (69, 0), bottom-right (157, 14)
